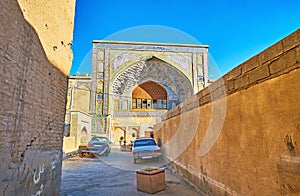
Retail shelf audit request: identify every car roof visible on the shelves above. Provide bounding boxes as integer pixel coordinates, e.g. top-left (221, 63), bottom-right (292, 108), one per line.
top-left (91, 136), bottom-right (108, 139)
top-left (135, 137), bottom-right (154, 140)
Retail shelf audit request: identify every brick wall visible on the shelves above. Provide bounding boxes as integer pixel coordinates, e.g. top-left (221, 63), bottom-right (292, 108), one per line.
top-left (132, 86), bottom-right (152, 99)
top-left (0, 1), bottom-right (75, 195)
top-left (155, 29), bottom-right (300, 195)
top-left (132, 81), bottom-right (167, 100)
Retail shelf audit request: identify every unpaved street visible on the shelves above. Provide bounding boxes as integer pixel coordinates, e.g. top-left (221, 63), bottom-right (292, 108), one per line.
top-left (60, 146), bottom-right (200, 195)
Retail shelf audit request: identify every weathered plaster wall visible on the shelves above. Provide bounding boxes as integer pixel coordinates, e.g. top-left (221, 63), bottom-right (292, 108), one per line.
top-left (68, 110), bottom-right (92, 148)
top-left (154, 29), bottom-right (300, 195)
top-left (17, 0), bottom-right (76, 75)
top-left (0, 0), bottom-right (75, 195)
top-left (62, 136), bottom-right (77, 154)
top-left (73, 86), bottom-right (91, 113)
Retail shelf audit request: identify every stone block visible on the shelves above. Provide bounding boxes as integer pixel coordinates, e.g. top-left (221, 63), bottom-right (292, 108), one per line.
top-left (248, 63), bottom-right (270, 84)
top-left (136, 168), bottom-right (166, 194)
top-left (202, 87), bottom-right (210, 96)
top-left (196, 87), bottom-right (211, 106)
top-left (225, 79), bottom-right (235, 93)
top-left (208, 80), bottom-right (218, 91)
top-left (284, 47), bottom-right (298, 65)
top-left (242, 55), bottom-right (260, 74)
top-left (199, 94), bottom-right (211, 105)
top-left (196, 90), bottom-right (205, 102)
top-left (259, 41), bottom-right (283, 64)
top-left (234, 74), bottom-right (249, 90)
top-left (282, 29), bottom-right (300, 52)
top-left (211, 87), bottom-right (226, 100)
top-left (215, 77), bottom-right (226, 89)
top-left (269, 56), bottom-right (286, 75)
top-left (227, 66), bottom-right (242, 80)
top-left (269, 49), bottom-right (297, 75)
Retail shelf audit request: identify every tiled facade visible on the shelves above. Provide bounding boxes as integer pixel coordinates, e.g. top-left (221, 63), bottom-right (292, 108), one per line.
top-left (91, 41), bottom-right (209, 144)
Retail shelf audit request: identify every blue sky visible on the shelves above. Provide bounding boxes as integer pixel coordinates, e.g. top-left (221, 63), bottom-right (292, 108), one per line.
top-left (70, 0), bottom-right (300, 78)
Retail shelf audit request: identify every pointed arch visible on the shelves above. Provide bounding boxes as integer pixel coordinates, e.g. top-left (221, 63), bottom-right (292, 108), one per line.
top-left (111, 57), bottom-right (193, 102)
top-left (111, 53), bottom-right (191, 84)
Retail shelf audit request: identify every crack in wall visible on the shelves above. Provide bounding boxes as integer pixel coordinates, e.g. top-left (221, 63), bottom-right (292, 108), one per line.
top-left (10, 23), bottom-right (33, 164)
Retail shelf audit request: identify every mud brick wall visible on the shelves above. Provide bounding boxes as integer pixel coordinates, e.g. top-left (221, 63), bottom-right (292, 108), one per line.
top-left (17, 0), bottom-right (75, 75)
top-left (155, 29), bottom-right (300, 195)
top-left (0, 1), bottom-right (75, 195)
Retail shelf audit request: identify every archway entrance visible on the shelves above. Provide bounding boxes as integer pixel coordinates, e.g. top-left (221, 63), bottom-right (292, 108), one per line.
top-left (111, 57), bottom-right (193, 104)
top-left (132, 81), bottom-right (167, 110)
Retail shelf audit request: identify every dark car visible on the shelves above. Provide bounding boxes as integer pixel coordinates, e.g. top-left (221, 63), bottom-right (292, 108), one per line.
top-left (86, 136), bottom-right (111, 156)
top-left (132, 137), bottom-right (161, 164)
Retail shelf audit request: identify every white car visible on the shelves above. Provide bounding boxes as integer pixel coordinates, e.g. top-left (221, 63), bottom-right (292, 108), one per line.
top-left (132, 138), bottom-right (161, 164)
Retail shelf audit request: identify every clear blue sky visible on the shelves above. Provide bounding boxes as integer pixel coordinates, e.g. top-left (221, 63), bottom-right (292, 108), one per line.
top-left (70, 0), bottom-right (300, 78)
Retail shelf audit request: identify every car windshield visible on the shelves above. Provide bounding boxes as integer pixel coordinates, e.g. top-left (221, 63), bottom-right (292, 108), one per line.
top-left (134, 139), bottom-right (156, 147)
top-left (91, 137), bottom-right (107, 143)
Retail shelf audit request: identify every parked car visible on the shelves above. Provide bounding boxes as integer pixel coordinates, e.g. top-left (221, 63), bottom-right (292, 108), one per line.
top-left (132, 137), bottom-right (161, 164)
top-left (86, 136), bottom-right (111, 156)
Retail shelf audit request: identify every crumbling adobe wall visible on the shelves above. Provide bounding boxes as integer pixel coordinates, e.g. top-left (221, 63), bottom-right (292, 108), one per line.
top-left (0, 0), bottom-right (75, 195)
top-left (154, 29), bottom-right (300, 195)
top-left (17, 0), bottom-right (76, 75)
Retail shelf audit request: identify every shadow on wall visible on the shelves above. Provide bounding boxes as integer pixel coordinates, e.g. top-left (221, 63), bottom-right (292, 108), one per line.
top-left (154, 29), bottom-right (300, 195)
top-left (0, 0), bottom-right (75, 195)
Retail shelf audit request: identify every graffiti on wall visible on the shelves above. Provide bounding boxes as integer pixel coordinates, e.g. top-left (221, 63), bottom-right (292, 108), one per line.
top-left (30, 153), bottom-right (59, 196)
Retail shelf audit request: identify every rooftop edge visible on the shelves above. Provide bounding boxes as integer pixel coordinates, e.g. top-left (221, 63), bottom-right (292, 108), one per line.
top-left (92, 40), bottom-right (209, 48)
